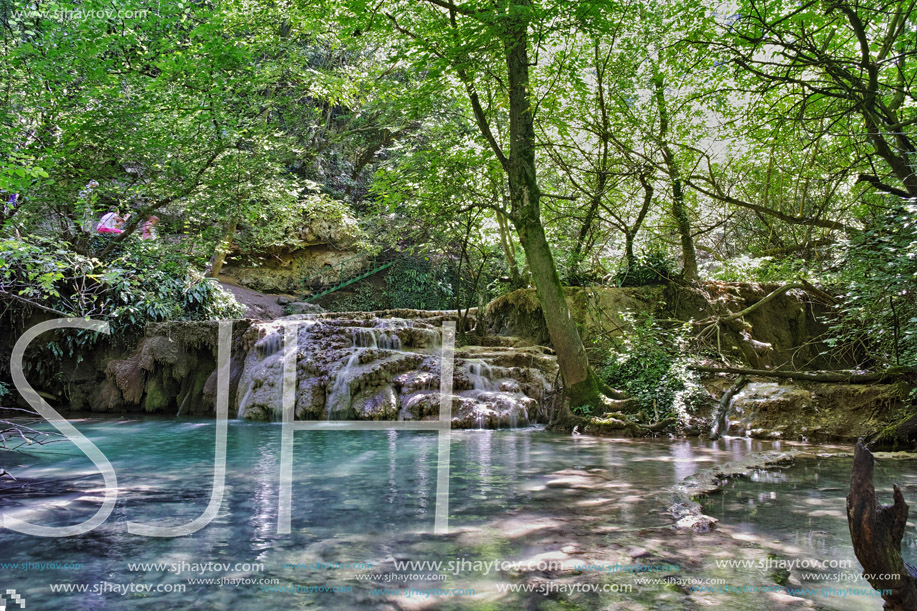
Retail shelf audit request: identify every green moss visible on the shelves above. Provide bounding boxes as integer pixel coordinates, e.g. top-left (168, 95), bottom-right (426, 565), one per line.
top-left (871, 405), bottom-right (917, 450)
top-left (143, 374), bottom-right (169, 413)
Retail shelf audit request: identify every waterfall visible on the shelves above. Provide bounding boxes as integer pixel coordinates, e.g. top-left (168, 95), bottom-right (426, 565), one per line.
top-left (233, 312), bottom-right (556, 428)
top-left (326, 349), bottom-right (363, 418)
top-left (466, 360), bottom-right (495, 391)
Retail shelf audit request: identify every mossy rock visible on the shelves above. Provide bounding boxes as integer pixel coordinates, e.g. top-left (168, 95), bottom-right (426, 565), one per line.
top-left (143, 374), bottom-right (169, 413)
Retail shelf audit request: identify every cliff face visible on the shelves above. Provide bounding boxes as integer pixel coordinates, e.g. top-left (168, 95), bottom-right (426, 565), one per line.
top-left (481, 282), bottom-right (836, 370)
top-left (219, 202), bottom-right (368, 296)
top-left (66, 321), bottom-right (253, 417)
top-left (221, 246), bottom-right (366, 295)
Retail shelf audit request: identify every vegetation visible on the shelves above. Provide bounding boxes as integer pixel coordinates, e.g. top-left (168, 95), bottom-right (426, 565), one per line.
top-left (324, 255), bottom-right (456, 312)
top-left (598, 316), bottom-right (705, 423)
top-left (0, 236), bottom-right (243, 382)
top-left (2, 0), bottom-right (916, 411)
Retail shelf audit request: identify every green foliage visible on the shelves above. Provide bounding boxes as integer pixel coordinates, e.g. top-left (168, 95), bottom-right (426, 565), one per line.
top-left (0, 151), bottom-right (49, 194)
top-left (324, 256), bottom-right (455, 312)
top-left (383, 256), bottom-right (454, 311)
top-left (704, 255), bottom-right (806, 283)
top-left (0, 236), bottom-right (243, 379)
top-left (611, 250), bottom-right (676, 287)
top-left (238, 192), bottom-right (366, 252)
top-left (598, 315), bottom-right (704, 422)
top-left (326, 284), bottom-right (388, 313)
top-left (826, 204), bottom-right (917, 368)
top-left (571, 404), bottom-right (592, 416)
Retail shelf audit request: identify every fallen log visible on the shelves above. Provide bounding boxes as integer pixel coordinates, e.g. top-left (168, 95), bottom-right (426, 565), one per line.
top-left (847, 442), bottom-right (917, 610)
top-left (690, 365), bottom-right (909, 384)
top-left (707, 283), bottom-right (805, 324)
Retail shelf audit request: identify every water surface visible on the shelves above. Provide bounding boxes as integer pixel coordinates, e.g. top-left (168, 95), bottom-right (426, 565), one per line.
top-left (0, 421), bottom-right (907, 609)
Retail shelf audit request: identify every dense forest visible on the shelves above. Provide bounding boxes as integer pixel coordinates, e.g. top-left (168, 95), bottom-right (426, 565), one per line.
top-left (2, 2), bottom-right (917, 609)
top-left (3, 0), bottom-right (915, 407)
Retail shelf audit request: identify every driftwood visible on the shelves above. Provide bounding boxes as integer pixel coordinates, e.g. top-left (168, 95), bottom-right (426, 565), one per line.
top-left (710, 375), bottom-right (747, 440)
top-left (846, 442), bottom-right (917, 611)
top-left (690, 365), bottom-right (907, 384)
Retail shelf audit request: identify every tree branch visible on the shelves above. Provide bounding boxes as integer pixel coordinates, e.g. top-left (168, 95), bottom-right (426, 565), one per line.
top-left (856, 174), bottom-right (914, 200)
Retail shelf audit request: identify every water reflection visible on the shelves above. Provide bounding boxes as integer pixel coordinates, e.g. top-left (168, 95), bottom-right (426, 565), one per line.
top-left (0, 422), bottom-right (880, 610)
top-left (703, 456), bottom-right (917, 611)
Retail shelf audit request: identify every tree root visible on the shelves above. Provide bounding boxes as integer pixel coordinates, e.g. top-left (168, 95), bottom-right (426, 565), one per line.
top-left (583, 415), bottom-right (675, 436)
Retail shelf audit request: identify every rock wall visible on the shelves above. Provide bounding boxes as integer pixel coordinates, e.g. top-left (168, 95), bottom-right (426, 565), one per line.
top-left (482, 282), bottom-right (834, 369)
top-left (45, 311), bottom-right (557, 430)
top-left (62, 321), bottom-right (252, 416)
top-left (722, 381), bottom-right (907, 442)
top-left (222, 246), bottom-right (366, 295)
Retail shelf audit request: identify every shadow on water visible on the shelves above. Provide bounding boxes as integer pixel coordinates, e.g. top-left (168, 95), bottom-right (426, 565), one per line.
top-left (701, 455), bottom-right (917, 611)
top-left (0, 420), bottom-right (908, 610)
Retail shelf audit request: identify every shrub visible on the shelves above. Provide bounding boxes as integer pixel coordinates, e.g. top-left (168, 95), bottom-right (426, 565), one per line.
top-left (611, 250), bottom-right (676, 286)
top-left (703, 254), bottom-right (806, 283)
top-left (825, 203), bottom-right (917, 369)
top-left (598, 315), bottom-right (705, 422)
top-left (383, 256), bottom-right (454, 310)
top-left (0, 236), bottom-right (244, 380)
top-left (326, 284), bottom-right (388, 313)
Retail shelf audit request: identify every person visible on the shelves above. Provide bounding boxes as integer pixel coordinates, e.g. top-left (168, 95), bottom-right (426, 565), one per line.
top-left (140, 215), bottom-right (160, 240)
top-left (2, 193), bottom-right (17, 217)
top-left (97, 210), bottom-right (125, 234)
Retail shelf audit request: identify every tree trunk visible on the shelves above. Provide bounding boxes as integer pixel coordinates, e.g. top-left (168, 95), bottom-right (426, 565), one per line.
top-left (624, 230), bottom-right (636, 273)
top-left (566, 193), bottom-right (601, 284)
top-left (443, 0), bottom-right (602, 409)
top-left (208, 218), bottom-right (238, 278)
top-left (653, 73), bottom-right (698, 282)
top-left (502, 0), bottom-right (601, 408)
top-left (514, 217), bottom-right (602, 406)
top-left (496, 209), bottom-right (522, 286)
top-left (847, 442), bottom-right (917, 610)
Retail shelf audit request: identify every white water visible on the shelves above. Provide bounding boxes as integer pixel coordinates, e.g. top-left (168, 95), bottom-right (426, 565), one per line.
top-left (234, 314), bottom-right (555, 427)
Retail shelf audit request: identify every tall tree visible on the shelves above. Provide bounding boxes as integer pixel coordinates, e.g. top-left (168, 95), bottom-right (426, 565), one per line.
top-left (338, 0), bottom-right (609, 406)
top-left (707, 0), bottom-right (917, 200)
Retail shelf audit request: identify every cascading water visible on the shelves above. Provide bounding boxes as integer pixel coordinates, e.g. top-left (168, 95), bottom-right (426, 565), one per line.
top-left (234, 312), bottom-right (556, 428)
top-left (326, 350), bottom-right (363, 419)
top-left (466, 360), bottom-right (494, 391)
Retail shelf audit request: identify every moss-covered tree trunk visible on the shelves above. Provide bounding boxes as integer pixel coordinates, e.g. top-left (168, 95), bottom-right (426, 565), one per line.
top-left (513, 217), bottom-right (602, 407)
top-left (503, 0), bottom-right (602, 409)
top-left (652, 73), bottom-right (698, 282)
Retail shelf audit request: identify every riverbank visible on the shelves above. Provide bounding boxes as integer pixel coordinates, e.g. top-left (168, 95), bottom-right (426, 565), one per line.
top-left (2, 282), bottom-right (913, 447)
